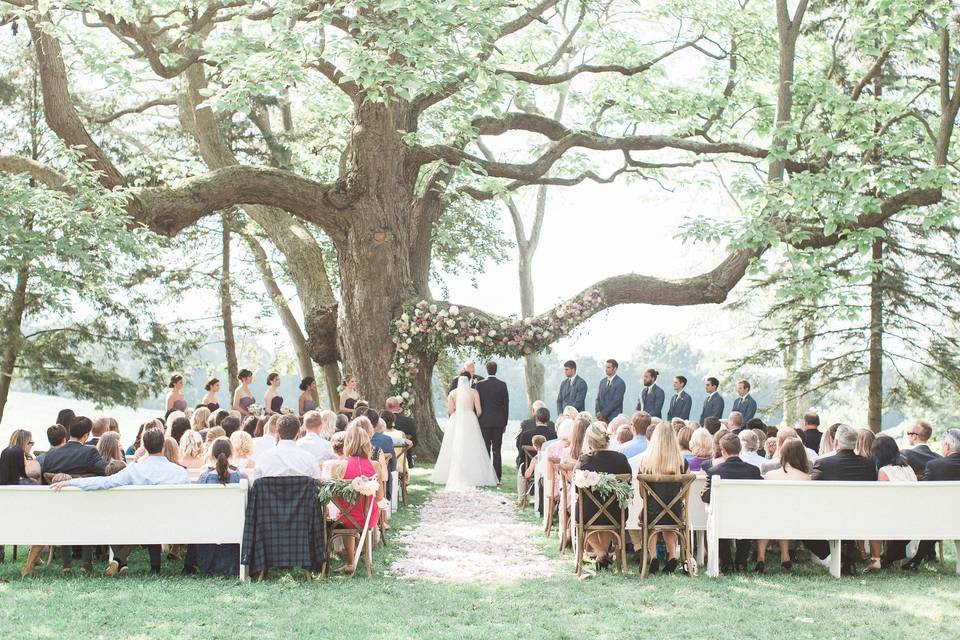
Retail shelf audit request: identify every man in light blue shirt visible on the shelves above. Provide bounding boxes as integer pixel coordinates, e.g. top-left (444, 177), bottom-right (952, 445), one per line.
top-left (51, 429), bottom-right (190, 575)
top-left (619, 411), bottom-right (652, 459)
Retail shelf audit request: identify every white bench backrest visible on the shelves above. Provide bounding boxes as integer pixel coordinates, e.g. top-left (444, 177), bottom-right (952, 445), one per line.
top-left (0, 483), bottom-right (248, 546)
top-left (709, 479), bottom-right (960, 540)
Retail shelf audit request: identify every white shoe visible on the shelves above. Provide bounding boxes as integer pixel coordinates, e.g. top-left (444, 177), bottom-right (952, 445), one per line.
top-left (811, 552), bottom-right (831, 568)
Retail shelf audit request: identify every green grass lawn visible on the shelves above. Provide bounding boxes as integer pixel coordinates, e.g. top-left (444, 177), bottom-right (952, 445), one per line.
top-left (1, 464), bottom-right (957, 640)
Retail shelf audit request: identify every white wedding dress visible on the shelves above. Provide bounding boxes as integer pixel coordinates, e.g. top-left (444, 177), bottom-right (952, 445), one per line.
top-left (431, 377), bottom-right (499, 490)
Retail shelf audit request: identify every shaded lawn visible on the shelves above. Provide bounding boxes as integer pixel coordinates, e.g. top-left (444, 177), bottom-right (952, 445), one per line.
top-left (0, 463), bottom-right (957, 640)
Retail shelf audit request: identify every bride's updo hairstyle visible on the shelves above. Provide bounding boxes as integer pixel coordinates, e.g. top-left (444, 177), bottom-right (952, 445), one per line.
top-left (583, 421), bottom-right (610, 455)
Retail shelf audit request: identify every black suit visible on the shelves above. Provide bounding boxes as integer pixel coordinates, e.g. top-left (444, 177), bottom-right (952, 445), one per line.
top-left (701, 456), bottom-right (762, 570)
top-left (476, 376), bottom-right (509, 481)
top-left (802, 428), bottom-right (822, 453)
top-left (394, 413), bottom-right (416, 467)
top-left (915, 453), bottom-right (960, 560)
top-left (903, 444), bottom-right (941, 479)
top-left (516, 423), bottom-right (557, 469)
top-left (40, 440), bottom-right (107, 480)
top-left (807, 450), bottom-right (877, 569)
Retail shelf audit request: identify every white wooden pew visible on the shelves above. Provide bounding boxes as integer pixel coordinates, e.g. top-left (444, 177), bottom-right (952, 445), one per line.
top-left (0, 483), bottom-right (249, 580)
top-left (706, 479), bottom-right (960, 578)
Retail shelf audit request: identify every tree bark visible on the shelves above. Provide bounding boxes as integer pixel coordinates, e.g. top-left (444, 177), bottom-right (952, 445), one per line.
top-left (867, 236), bottom-right (883, 432)
top-left (519, 251), bottom-right (545, 407)
top-left (221, 214), bottom-right (239, 400)
top-left (0, 263), bottom-right (29, 424)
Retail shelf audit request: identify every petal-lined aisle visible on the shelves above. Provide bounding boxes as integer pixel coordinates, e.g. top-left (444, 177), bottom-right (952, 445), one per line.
top-left (388, 488), bottom-right (559, 582)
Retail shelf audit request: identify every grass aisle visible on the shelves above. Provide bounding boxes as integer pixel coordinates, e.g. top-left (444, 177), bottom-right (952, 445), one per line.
top-left (0, 464), bottom-right (958, 640)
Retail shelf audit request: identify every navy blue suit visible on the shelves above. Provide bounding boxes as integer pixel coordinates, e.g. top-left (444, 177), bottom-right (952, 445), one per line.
top-left (636, 384), bottom-right (665, 418)
top-left (699, 392), bottom-right (724, 424)
top-left (732, 394), bottom-right (757, 423)
top-left (556, 375), bottom-right (587, 415)
top-left (595, 375), bottom-right (626, 422)
top-left (666, 390), bottom-right (692, 421)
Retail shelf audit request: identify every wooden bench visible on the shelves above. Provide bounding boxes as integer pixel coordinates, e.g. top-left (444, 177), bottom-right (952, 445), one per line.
top-left (0, 483), bottom-right (249, 579)
top-left (706, 479), bottom-right (960, 577)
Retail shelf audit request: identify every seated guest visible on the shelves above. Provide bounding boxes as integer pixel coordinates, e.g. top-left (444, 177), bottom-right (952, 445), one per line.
top-left (576, 422), bottom-right (630, 570)
top-left (855, 428), bottom-right (875, 459)
top-left (179, 430), bottom-right (206, 469)
top-left (727, 411), bottom-right (744, 435)
top-left (0, 446), bottom-right (38, 485)
top-left (239, 415), bottom-right (257, 436)
top-left (336, 413), bottom-right (349, 432)
top-left (332, 422), bottom-right (388, 573)
top-left (36, 424), bottom-right (67, 468)
top-left (901, 420), bottom-right (941, 479)
top-left (801, 411), bottom-right (822, 452)
top-left (519, 401), bottom-right (554, 434)
top-left (162, 437), bottom-right (181, 465)
top-left (763, 437), bottom-right (778, 459)
top-left (738, 430), bottom-right (766, 468)
top-left (615, 425), bottom-right (633, 448)
top-left (677, 426), bottom-right (693, 456)
top-left (686, 428), bottom-right (713, 472)
top-left (192, 407), bottom-right (212, 433)
top-left (619, 411), bottom-right (651, 458)
top-left (298, 410), bottom-right (337, 465)
top-left (757, 439), bottom-right (810, 572)
top-left (702, 416), bottom-right (722, 435)
top-left (819, 423), bottom-right (840, 457)
top-left (254, 415), bottom-right (321, 480)
top-left (50, 429), bottom-right (189, 575)
top-left (221, 415), bottom-right (241, 437)
top-left (524, 435), bottom-right (548, 481)
top-left (7, 429), bottom-right (40, 480)
top-left (55, 408), bottom-right (75, 430)
top-left (635, 423), bottom-right (689, 574)
top-left (909, 428), bottom-right (960, 567)
top-left (87, 418), bottom-right (110, 447)
top-left (167, 416), bottom-right (191, 443)
top-left (252, 415), bottom-right (279, 457)
top-left (864, 435), bottom-right (917, 572)
top-left (97, 432), bottom-right (126, 468)
top-left (701, 433), bottom-right (762, 573)
top-left (760, 428), bottom-right (818, 473)
top-left (559, 416), bottom-right (591, 471)
top-left (699, 428), bottom-right (730, 473)
top-left (516, 407), bottom-right (557, 471)
top-left (370, 416), bottom-right (397, 499)
top-left (229, 430), bottom-right (256, 470)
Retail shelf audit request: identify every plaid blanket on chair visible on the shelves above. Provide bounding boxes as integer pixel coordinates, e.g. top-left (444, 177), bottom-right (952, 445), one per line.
top-left (241, 476), bottom-right (325, 575)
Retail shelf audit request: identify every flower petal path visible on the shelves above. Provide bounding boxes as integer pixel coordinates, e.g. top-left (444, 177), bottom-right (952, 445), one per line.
top-left (388, 488), bottom-right (561, 583)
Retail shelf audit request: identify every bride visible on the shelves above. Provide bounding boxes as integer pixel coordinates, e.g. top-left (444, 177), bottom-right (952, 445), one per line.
top-left (431, 374), bottom-right (499, 490)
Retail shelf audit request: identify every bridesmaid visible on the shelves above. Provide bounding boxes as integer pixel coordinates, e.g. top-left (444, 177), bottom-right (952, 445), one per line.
top-left (339, 374), bottom-right (360, 417)
top-left (201, 378), bottom-right (221, 412)
top-left (299, 377), bottom-right (319, 415)
top-left (264, 372), bottom-right (283, 414)
top-left (233, 369), bottom-right (256, 416)
top-left (166, 374), bottom-right (188, 414)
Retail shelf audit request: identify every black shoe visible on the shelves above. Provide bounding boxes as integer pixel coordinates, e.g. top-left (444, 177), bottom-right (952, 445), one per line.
top-left (841, 561), bottom-right (857, 576)
top-left (663, 558), bottom-right (678, 573)
top-left (901, 557), bottom-right (921, 571)
top-left (754, 561), bottom-right (765, 574)
top-left (648, 558), bottom-right (660, 574)
top-left (780, 561), bottom-right (793, 571)
top-left (150, 566), bottom-right (161, 575)
top-left (720, 563), bottom-right (733, 574)
top-left (181, 565), bottom-right (198, 576)
top-left (734, 563), bottom-right (747, 573)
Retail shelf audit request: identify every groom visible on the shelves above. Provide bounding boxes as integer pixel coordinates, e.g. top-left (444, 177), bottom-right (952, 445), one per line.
top-left (476, 361), bottom-right (509, 482)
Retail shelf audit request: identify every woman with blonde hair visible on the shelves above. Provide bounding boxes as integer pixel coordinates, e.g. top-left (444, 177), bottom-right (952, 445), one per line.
top-left (229, 430), bottom-right (256, 470)
top-left (7, 429), bottom-right (40, 479)
top-left (576, 421), bottom-right (631, 571)
top-left (561, 416), bottom-right (592, 469)
top-left (332, 424), bottom-right (387, 573)
top-left (179, 430), bottom-right (206, 469)
top-left (97, 432), bottom-right (125, 465)
top-left (162, 436), bottom-right (181, 465)
top-left (687, 428), bottom-right (713, 472)
top-left (637, 423), bottom-right (689, 573)
top-left (191, 406), bottom-right (211, 432)
top-left (855, 428), bottom-right (876, 459)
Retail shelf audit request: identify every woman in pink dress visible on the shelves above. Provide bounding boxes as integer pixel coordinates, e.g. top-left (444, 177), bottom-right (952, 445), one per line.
top-left (333, 420), bottom-right (386, 573)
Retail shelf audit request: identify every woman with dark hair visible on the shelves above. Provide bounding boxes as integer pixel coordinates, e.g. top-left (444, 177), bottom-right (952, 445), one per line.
top-left (166, 374), bottom-right (188, 414)
top-left (240, 415), bottom-right (258, 436)
top-left (168, 416), bottom-right (191, 443)
top-left (233, 369), bottom-right (255, 416)
top-left (339, 374), bottom-right (360, 417)
top-left (201, 378), bottom-right (221, 412)
top-left (864, 435), bottom-right (917, 572)
top-left (298, 377), bottom-right (318, 415)
top-left (55, 408), bottom-right (75, 429)
top-left (0, 446), bottom-right (36, 485)
top-left (264, 372), bottom-right (283, 414)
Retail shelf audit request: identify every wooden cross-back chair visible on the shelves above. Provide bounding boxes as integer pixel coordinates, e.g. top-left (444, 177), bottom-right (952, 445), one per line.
top-left (573, 473), bottom-right (632, 576)
top-left (324, 494), bottom-right (374, 578)
top-left (543, 460), bottom-right (558, 536)
top-left (518, 445), bottom-right (538, 508)
top-left (635, 472), bottom-right (697, 578)
top-left (557, 467), bottom-right (573, 555)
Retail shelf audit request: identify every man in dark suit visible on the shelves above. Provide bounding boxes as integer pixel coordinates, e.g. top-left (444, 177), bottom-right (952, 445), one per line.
top-left (595, 359), bottom-right (626, 422)
top-left (666, 375), bottom-right (692, 421)
top-left (699, 377), bottom-right (724, 425)
top-left (635, 368), bottom-right (665, 418)
top-left (807, 424), bottom-right (877, 574)
top-left (516, 407), bottom-right (556, 469)
top-left (387, 397), bottom-right (416, 466)
top-left (801, 411), bottom-right (822, 453)
top-left (448, 360), bottom-right (484, 392)
top-left (902, 420), bottom-right (941, 478)
top-left (556, 360), bottom-right (588, 415)
top-left (731, 379), bottom-right (757, 424)
top-left (727, 411), bottom-right (744, 435)
top-left (907, 428), bottom-right (960, 568)
top-left (476, 361), bottom-right (509, 482)
top-left (701, 433), bottom-right (762, 572)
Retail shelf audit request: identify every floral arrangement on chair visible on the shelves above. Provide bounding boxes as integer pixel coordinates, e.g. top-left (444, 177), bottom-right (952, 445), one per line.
top-left (573, 470), bottom-right (634, 509)
top-left (317, 476), bottom-right (379, 506)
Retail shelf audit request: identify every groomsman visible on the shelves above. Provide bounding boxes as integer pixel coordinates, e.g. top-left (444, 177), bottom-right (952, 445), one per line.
top-left (666, 376), bottom-right (692, 421)
top-left (635, 368), bottom-right (665, 418)
top-left (732, 379), bottom-right (757, 423)
top-left (595, 359), bottom-right (626, 422)
top-left (699, 377), bottom-right (724, 425)
top-left (556, 360), bottom-right (588, 415)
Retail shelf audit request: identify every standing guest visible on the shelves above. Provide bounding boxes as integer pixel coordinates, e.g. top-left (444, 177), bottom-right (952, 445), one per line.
top-left (298, 377), bottom-right (319, 415)
top-left (388, 397), bottom-right (416, 465)
top-left (339, 374), bottom-right (360, 417)
top-left (233, 369), bottom-right (256, 416)
top-left (864, 435), bottom-right (917, 572)
top-left (476, 361), bottom-right (509, 482)
top-left (97, 432), bottom-right (125, 466)
top-left (55, 408), bottom-right (75, 429)
top-left (51, 429), bottom-right (189, 576)
top-left (901, 420), bottom-right (941, 478)
top-left (264, 372), bottom-right (283, 414)
top-left (595, 359), bottom-right (626, 423)
top-left (634, 423), bottom-right (689, 574)
top-left (168, 416), bottom-right (191, 443)
top-left (178, 430), bottom-right (206, 470)
top-left (738, 430), bottom-right (766, 468)
top-left (229, 430), bottom-right (256, 470)
top-left (166, 374), bottom-right (188, 415)
top-left (298, 410), bottom-right (337, 465)
top-left (577, 422), bottom-right (631, 570)
top-left (191, 406), bottom-right (211, 432)
top-left (687, 428), bottom-right (714, 472)
top-left (801, 411), bottom-right (822, 452)
top-left (757, 439), bottom-right (810, 572)
top-left (727, 411), bottom-right (744, 435)
top-left (619, 411), bottom-right (652, 459)
top-left (37, 424), bottom-right (67, 468)
top-left (666, 376), bottom-right (692, 421)
top-left (908, 428), bottom-right (960, 568)
top-left (699, 377), bottom-right (724, 425)
top-left (201, 378), bottom-right (221, 412)
top-left (636, 368), bottom-right (666, 419)
top-left (252, 415), bottom-right (280, 457)
top-left (88, 418), bottom-right (110, 447)
top-left (701, 433), bottom-right (762, 573)
top-left (516, 407), bottom-right (557, 470)
top-left (556, 360), bottom-right (588, 415)
top-left (731, 380), bottom-right (757, 423)
top-left (254, 415), bottom-right (321, 480)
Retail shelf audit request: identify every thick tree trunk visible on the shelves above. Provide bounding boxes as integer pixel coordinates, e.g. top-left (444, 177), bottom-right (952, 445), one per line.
top-left (867, 236), bottom-right (883, 432)
top-left (221, 214), bottom-right (239, 399)
top-left (0, 263), bottom-right (29, 424)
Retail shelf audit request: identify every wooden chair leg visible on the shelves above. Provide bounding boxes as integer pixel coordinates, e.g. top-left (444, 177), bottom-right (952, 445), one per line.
top-left (938, 540), bottom-right (945, 566)
top-left (45, 546), bottom-right (54, 565)
top-left (12, 545), bottom-right (17, 562)
top-left (364, 536), bottom-right (372, 578)
top-left (619, 532), bottom-right (628, 573)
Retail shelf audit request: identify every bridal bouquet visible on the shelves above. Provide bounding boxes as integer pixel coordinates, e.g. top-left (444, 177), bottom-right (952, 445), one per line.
top-left (572, 470), bottom-right (634, 509)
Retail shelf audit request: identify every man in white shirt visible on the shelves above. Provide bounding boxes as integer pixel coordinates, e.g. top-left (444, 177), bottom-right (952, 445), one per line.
top-left (738, 430), bottom-right (767, 468)
top-left (298, 410), bottom-right (337, 464)
top-left (51, 428), bottom-right (189, 575)
top-left (252, 415), bottom-right (280, 458)
top-left (255, 415), bottom-right (321, 480)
